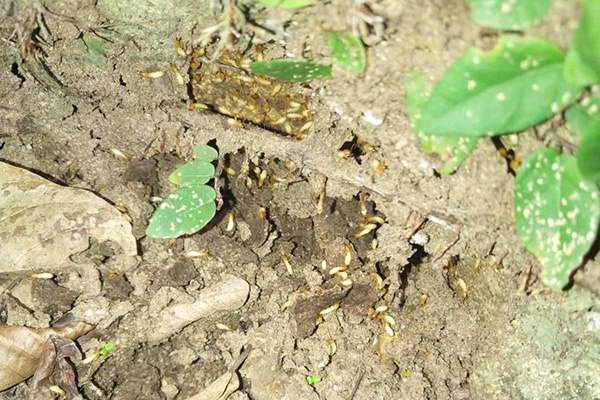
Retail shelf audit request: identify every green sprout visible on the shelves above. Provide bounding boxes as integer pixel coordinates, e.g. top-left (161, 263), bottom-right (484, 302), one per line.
top-left (306, 375), bottom-right (322, 386)
top-left (146, 145), bottom-right (218, 239)
top-left (101, 341), bottom-right (115, 356)
top-left (514, 149), bottom-right (600, 290)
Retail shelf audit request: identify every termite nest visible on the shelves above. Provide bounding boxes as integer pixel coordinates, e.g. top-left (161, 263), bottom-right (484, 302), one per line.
top-left (187, 48), bottom-right (314, 140)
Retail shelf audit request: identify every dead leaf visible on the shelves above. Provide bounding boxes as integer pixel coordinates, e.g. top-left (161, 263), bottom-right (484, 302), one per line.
top-left (0, 322), bottom-right (93, 391)
top-left (185, 372), bottom-right (239, 400)
top-left (185, 346), bottom-right (251, 400)
top-left (27, 335), bottom-right (83, 400)
top-left (147, 274), bottom-right (250, 343)
top-left (0, 162), bottom-right (137, 275)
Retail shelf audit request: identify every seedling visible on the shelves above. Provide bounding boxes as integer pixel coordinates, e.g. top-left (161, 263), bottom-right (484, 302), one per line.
top-left (101, 341), bottom-right (115, 356)
top-left (146, 145), bottom-right (218, 239)
top-left (408, 1), bottom-right (600, 290)
top-left (306, 375), bottom-right (321, 386)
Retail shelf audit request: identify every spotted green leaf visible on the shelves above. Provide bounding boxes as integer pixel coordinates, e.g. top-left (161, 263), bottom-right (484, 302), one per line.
top-left (325, 32), bottom-right (366, 73)
top-left (250, 60), bottom-right (332, 82)
top-left (514, 148), bottom-right (600, 290)
top-left (169, 161), bottom-right (215, 186)
top-left (194, 144), bottom-right (219, 162)
top-left (405, 69), bottom-right (477, 175)
top-left (246, 0), bottom-right (312, 9)
top-left (421, 36), bottom-right (583, 138)
top-left (565, 0), bottom-right (600, 86)
top-left (146, 185), bottom-right (217, 239)
top-left (465, 0), bottom-right (553, 30)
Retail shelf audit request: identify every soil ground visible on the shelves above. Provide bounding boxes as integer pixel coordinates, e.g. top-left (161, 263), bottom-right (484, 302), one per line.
top-left (1, 1), bottom-right (599, 399)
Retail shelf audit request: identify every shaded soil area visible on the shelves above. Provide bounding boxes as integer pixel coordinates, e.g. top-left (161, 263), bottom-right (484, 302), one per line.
top-left (1, 1), bottom-right (599, 400)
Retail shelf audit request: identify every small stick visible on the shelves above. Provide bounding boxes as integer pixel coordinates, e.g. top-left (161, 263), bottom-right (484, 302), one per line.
top-left (348, 368), bottom-right (364, 400)
top-left (229, 345), bottom-right (252, 373)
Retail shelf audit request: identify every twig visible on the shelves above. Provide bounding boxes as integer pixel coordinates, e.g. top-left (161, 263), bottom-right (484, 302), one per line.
top-left (348, 368), bottom-right (364, 400)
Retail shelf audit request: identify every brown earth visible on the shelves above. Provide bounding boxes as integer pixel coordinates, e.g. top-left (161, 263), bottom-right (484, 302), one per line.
top-left (0, 1), bottom-right (599, 399)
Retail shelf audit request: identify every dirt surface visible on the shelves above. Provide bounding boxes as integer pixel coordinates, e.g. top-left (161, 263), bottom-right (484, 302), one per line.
top-left (1, 1), bottom-right (599, 399)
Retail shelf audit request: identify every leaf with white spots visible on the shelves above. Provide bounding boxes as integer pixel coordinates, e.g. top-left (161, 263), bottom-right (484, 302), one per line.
top-left (564, 0), bottom-right (600, 86)
top-left (405, 69), bottom-right (477, 175)
top-left (169, 161), bottom-right (215, 186)
top-left (514, 149), bottom-right (600, 290)
top-left (146, 185), bottom-right (217, 239)
top-left (566, 98), bottom-right (600, 181)
top-left (194, 145), bottom-right (219, 163)
top-left (250, 60), bottom-right (332, 82)
top-left (466, 0), bottom-right (553, 30)
top-left (325, 32), bottom-right (366, 73)
top-left (421, 36), bottom-right (583, 138)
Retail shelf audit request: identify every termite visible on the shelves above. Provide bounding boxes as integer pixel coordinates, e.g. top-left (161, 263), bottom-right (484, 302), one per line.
top-left (281, 254), bottom-right (293, 275)
top-left (170, 64), bottom-right (185, 86)
top-left (140, 70), bottom-right (165, 79)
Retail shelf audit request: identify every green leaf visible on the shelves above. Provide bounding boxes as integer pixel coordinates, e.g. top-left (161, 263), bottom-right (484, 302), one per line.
top-left (577, 120), bottom-right (600, 181)
top-left (514, 148), bottom-right (600, 290)
top-left (194, 144), bottom-right (219, 162)
top-left (421, 36), bottom-right (583, 138)
top-left (405, 69), bottom-right (477, 174)
top-left (246, 0), bottom-right (312, 9)
top-left (565, 0), bottom-right (600, 86)
top-left (146, 185), bottom-right (217, 239)
top-left (565, 97), bottom-right (600, 136)
top-left (325, 32), bottom-right (366, 73)
top-left (250, 60), bottom-right (332, 82)
top-left (306, 376), bottom-right (321, 385)
top-left (81, 33), bottom-right (107, 67)
top-left (566, 98), bottom-right (600, 181)
top-left (169, 161), bottom-right (215, 186)
top-left (465, 0), bottom-right (553, 30)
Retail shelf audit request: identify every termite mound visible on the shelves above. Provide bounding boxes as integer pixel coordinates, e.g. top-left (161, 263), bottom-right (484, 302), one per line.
top-left (188, 50), bottom-right (314, 139)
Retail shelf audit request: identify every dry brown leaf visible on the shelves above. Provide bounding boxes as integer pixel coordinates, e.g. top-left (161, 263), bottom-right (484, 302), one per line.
top-left (0, 322), bottom-right (93, 391)
top-left (27, 335), bottom-right (83, 400)
top-left (147, 274), bottom-right (250, 343)
top-left (185, 346), bottom-right (250, 400)
top-left (0, 162), bottom-right (137, 275)
top-left (185, 372), bottom-right (239, 400)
